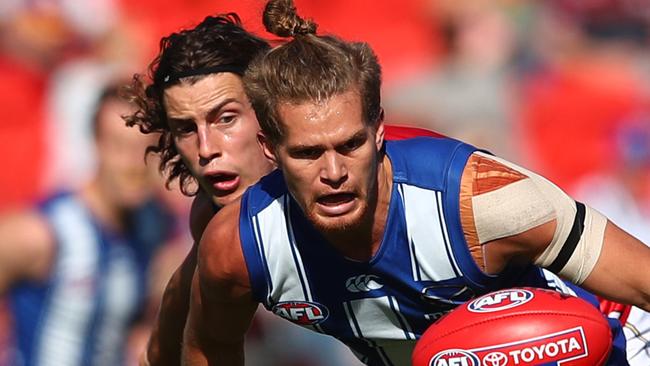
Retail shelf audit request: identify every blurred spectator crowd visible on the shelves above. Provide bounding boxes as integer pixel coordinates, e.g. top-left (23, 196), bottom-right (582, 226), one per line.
top-left (1, 0), bottom-right (649, 365)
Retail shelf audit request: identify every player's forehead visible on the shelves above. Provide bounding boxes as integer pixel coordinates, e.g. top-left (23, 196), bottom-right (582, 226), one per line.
top-left (163, 73), bottom-right (248, 118)
top-left (278, 90), bottom-right (365, 146)
top-left (97, 99), bottom-right (140, 136)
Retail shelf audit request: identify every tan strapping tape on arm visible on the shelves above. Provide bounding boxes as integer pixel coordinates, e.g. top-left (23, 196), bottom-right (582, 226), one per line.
top-left (472, 152), bottom-right (574, 245)
top-left (471, 152), bottom-right (605, 283)
top-left (541, 206), bottom-right (607, 284)
top-left (472, 178), bottom-right (556, 243)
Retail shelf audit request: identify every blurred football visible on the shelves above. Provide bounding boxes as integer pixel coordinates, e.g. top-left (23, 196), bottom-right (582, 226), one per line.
top-left (412, 287), bottom-right (612, 366)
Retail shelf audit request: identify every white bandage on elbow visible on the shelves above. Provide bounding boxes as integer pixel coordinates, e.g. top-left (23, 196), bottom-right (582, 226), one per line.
top-left (535, 203), bottom-right (607, 284)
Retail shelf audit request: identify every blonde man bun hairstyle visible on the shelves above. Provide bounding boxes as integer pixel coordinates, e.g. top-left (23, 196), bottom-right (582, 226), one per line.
top-left (245, 0), bottom-right (383, 146)
top-left (263, 0), bottom-right (317, 37)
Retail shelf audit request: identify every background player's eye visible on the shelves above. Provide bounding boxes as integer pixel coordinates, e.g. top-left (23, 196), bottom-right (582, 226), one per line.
top-left (173, 123), bottom-right (196, 135)
top-left (219, 114), bottom-right (237, 124)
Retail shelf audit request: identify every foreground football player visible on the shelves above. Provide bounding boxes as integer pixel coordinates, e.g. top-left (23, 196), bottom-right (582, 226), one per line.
top-left (181, 1), bottom-right (650, 365)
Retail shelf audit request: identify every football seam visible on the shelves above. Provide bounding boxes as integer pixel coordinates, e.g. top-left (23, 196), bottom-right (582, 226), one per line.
top-left (415, 311), bottom-right (611, 354)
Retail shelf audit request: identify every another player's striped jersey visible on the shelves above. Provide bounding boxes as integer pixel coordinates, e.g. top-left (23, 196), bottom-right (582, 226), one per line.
top-left (9, 193), bottom-right (158, 366)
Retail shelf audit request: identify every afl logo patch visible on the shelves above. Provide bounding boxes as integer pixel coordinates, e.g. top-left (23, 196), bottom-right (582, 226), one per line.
top-left (429, 349), bottom-right (479, 366)
top-left (272, 301), bottom-right (329, 325)
top-left (468, 289), bottom-right (534, 313)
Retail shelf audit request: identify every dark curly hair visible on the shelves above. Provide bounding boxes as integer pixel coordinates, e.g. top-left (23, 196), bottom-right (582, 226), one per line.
top-left (124, 14), bottom-right (270, 196)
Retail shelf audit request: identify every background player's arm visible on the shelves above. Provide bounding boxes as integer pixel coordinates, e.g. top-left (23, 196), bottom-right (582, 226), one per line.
top-left (142, 244), bottom-right (197, 366)
top-left (182, 201), bottom-right (257, 366)
top-left (143, 193), bottom-right (215, 366)
top-left (0, 211), bottom-right (54, 294)
top-left (460, 152), bottom-right (650, 311)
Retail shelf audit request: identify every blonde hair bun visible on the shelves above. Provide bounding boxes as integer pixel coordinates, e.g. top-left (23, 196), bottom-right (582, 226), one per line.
top-left (263, 0), bottom-right (317, 37)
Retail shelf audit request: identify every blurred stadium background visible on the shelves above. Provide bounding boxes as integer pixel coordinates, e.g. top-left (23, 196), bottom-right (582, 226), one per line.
top-left (1, 0), bottom-right (649, 365)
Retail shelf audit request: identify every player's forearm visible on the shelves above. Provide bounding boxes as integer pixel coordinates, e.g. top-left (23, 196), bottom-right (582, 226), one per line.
top-left (181, 300), bottom-right (246, 366)
top-left (581, 221), bottom-right (650, 311)
top-left (181, 340), bottom-right (245, 366)
top-left (146, 245), bottom-right (199, 366)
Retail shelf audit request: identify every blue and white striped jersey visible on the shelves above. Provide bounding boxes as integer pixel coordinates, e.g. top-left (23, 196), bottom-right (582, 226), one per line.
top-left (239, 137), bottom-right (627, 366)
top-left (9, 192), bottom-right (167, 366)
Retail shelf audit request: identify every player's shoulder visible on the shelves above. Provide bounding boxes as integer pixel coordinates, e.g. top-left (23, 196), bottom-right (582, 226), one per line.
top-left (240, 169), bottom-right (286, 215)
top-left (386, 136), bottom-right (479, 189)
top-left (0, 203), bottom-right (55, 284)
top-left (189, 191), bottom-right (218, 242)
top-left (201, 200), bottom-right (240, 255)
top-left (2, 191), bottom-right (73, 245)
top-left (0, 208), bottom-right (51, 246)
top-left (198, 199), bottom-right (249, 288)
top-left (36, 190), bottom-right (76, 213)
top-left (385, 134), bottom-right (469, 155)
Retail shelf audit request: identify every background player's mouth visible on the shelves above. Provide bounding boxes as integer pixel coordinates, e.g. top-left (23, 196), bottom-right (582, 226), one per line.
top-left (207, 174), bottom-right (240, 193)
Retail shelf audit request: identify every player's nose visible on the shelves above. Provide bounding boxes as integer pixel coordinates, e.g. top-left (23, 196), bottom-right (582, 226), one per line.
top-left (198, 125), bottom-right (222, 163)
top-left (320, 152), bottom-right (347, 187)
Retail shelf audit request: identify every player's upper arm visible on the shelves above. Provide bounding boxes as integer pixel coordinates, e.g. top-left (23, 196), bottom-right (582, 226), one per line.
top-left (189, 191), bottom-right (217, 243)
top-left (183, 200), bottom-right (256, 364)
top-left (197, 200), bottom-right (252, 303)
top-left (0, 210), bottom-right (55, 293)
top-left (459, 152), bottom-right (604, 284)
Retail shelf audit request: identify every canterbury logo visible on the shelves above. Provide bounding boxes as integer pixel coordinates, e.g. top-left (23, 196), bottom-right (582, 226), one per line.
top-left (345, 275), bottom-right (383, 292)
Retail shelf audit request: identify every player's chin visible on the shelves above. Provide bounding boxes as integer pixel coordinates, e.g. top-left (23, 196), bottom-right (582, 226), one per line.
top-left (211, 188), bottom-right (243, 208)
top-left (309, 207), bottom-right (365, 233)
top-left (115, 188), bottom-right (150, 208)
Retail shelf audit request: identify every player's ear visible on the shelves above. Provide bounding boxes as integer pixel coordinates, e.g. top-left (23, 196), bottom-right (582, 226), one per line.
top-left (374, 109), bottom-right (385, 151)
top-left (257, 131), bottom-right (278, 165)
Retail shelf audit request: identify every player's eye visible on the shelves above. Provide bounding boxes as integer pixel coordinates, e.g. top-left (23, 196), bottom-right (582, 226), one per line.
top-left (291, 147), bottom-right (322, 160)
top-left (219, 114), bottom-right (237, 124)
top-left (339, 136), bottom-right (366, 153)
top-left (170, 120), bottom-right (196, 136)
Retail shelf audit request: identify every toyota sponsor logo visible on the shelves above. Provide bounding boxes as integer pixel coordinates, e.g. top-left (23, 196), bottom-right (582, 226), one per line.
top-left (429, 349), bottom-right (480, 366)
top-left (482, 352), bottom-right (508, 366)
top-left (468, 289), bottom-right (534, 313)
top-left (345, 274), bottom-right (383, 293)
top-left (271, 301), bottom-right (329, 325)
top-left (430, 327), bottom-right (589, 366)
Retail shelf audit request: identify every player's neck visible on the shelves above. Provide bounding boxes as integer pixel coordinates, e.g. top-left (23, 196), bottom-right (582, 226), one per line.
top-left (80, 179), bottom-right (125, 233)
